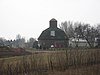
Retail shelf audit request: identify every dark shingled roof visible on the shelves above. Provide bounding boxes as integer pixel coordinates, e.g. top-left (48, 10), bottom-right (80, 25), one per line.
top-left (50, 18), bottom-right (57, 22)
top-left (38, 27), bottom-right (68, 40)
top-left (38, 18), bottom-right (68, 40)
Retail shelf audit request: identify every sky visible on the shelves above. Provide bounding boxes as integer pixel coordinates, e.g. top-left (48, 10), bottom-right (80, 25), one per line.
top-left (0, 0), bottom-right (100, 40)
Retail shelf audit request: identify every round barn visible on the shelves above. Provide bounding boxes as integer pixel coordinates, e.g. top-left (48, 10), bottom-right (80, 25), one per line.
top-left (38, 18), bottom-right (69, 49)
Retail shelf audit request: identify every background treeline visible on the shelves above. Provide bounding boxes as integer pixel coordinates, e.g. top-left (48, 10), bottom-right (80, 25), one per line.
top-left (0, 21), bottom-right (100, 48)
top-left (60, 21), bottom-right (100, 48)
top-left (0, 34), bottom-right (36, 48)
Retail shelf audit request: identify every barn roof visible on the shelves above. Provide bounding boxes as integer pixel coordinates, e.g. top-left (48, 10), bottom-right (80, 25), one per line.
top-left (50, 18), bottom-right (57, 22)
top-left (38, 27), bottom-right (68, 40)
top-left (38, 18), bottom-right (69, 40)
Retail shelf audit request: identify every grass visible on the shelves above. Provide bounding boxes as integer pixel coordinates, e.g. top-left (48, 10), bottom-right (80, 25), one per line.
top-left (0, 48), bottom-right (100, 75)
top-left (0, 47), bottom-right (31, 58)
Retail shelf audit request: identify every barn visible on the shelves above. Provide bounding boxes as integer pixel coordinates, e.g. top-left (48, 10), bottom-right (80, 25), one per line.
top-left (38, 18), bottom-right (69, 49)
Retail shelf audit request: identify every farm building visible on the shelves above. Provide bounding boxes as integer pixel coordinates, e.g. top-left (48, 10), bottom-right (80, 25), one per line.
top-left (69, 38), bottom-right (98, 48)
top-left (38, 18), bottom-right (69, 49)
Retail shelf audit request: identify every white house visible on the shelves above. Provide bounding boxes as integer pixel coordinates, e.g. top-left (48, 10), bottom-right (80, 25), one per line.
top-left (69, 38), bottom-right (97, 48)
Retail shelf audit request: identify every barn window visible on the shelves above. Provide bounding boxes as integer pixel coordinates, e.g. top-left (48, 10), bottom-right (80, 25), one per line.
top-left (50, 31), bottom-right (55, 36)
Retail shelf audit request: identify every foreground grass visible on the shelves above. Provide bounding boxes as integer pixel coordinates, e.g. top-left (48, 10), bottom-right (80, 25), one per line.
top-left (0, 48), bottom-right (100, 75)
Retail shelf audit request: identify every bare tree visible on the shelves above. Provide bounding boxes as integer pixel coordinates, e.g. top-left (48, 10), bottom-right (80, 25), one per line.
top-left (14, 34), bottom-right (26, 48)
top-left (96, 24), bottom-right (100, 37)
top-left (0, 37), bottom-right (6, 46)
top-left (60, 21), bottom-right (97, 48)
top-left (27, 38), bottom-right (36, 48)
top-left (16, 34), bottom-right (21, 40)
top-left (60, 21), bottom-right (74, 38)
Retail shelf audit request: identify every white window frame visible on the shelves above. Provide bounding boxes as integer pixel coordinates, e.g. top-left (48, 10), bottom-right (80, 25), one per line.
top-left (50, 31), bottom-right (55, 36)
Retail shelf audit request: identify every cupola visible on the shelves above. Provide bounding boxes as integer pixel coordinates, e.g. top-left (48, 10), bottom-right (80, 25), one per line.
top-left (49, 18), bottom-right (57, 28)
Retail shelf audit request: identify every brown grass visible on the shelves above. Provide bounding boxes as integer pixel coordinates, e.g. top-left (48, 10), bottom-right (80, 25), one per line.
top-left (0, 48), bottom-right (100, 75)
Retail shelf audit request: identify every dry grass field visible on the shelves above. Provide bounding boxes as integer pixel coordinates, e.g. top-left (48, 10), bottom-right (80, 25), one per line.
top-left (0, 48), bottom-right (100, 75)
top-left (0, 47), bottom-right (31, 58)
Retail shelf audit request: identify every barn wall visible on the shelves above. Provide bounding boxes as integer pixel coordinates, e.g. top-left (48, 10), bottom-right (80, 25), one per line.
top-left (38, 40), bottom-right (68, 48)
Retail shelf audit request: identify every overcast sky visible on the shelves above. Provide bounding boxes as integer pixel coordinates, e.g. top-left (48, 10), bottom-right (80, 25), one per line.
top-left (0, 0), bottom-right (100, 40)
